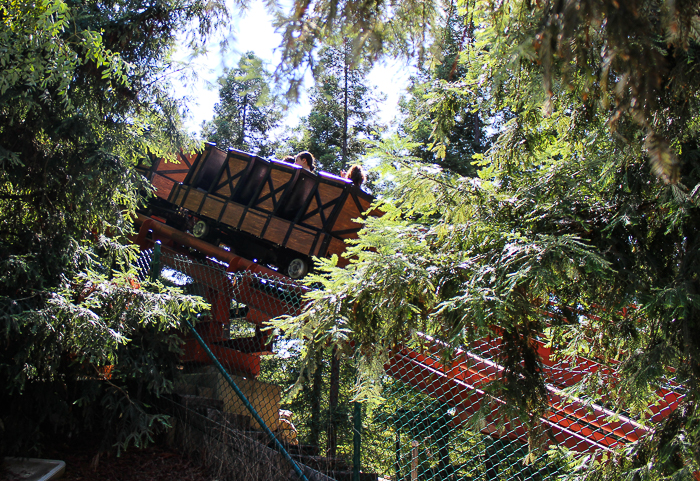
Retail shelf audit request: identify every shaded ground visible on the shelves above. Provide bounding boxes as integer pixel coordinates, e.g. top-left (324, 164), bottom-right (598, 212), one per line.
top-left (40, 437), bottom-right (209, 481)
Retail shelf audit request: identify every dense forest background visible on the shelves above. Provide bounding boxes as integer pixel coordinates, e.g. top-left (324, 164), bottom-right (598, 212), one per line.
top-left (2, 0), bottom-right (700, 479)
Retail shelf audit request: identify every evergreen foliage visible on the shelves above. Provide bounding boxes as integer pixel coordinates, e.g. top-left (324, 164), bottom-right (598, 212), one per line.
top-left (0, 0), bottom-right (223, 456)
top-left (202, 52), bottom-right (283, 157)
top-left (272, 0), bottom-right (700, 478)
top-left (398, 13), bottom-right (488, 177)
top-left (258, 342), bottom-right (358, 458)
top-left (283, 44), bottom-right (384, 174)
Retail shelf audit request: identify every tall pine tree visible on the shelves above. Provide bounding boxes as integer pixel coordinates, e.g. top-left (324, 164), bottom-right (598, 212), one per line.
top-left (203, 52), bottom-right (283, 156)
top-left (287, 42), bottom-right (383, 174)
top-left (0, 0), bottom-right (222, 456)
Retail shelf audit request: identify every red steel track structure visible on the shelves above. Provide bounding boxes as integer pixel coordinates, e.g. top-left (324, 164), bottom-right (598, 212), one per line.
top-left (132, 214), bottom-right (681, 457)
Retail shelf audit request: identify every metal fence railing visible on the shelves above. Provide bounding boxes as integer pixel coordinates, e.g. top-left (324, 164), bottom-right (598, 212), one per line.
top-left (134, 242), bottom-right (683, 481)
top-left (365, 337), bottom-right (683, 481)
top-left (138, 245), bottom-right (321, 481)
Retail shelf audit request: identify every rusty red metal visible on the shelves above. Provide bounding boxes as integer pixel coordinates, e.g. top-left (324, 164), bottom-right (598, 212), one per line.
top-left (469, 334), bottom-right (682, 424)
top-left (132, 214), bottom-right (306, 377)
top-left (386, 331), bottom-right (681, 454)
top-left (387, 346), bottom-right (624, 454)
top-left (131, 214), bottom-right (681, 459)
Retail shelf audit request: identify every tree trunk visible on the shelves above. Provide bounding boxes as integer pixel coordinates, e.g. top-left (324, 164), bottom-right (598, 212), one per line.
top-left (326, 346), bottom-right (340, 457)
top-left (239, 93), bottom-right (248, 147)
top-left (342, 38), bottom-right (349, 166)
top-left (309, 350), bottom-right (324, 447)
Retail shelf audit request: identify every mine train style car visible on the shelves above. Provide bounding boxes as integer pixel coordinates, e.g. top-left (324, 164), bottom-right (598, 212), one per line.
top-left (137, 144), bottom-right (377, 278)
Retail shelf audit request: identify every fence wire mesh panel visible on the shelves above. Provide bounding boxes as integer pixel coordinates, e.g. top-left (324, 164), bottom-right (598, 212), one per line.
top-left (133, 242), bottom-right (683, 481)
top-left (360, 336), bottom-right (684, 481)
top-left (137, 246), bottom-right (326, 481)
top-left (365, 382), bottom-right (559, 481)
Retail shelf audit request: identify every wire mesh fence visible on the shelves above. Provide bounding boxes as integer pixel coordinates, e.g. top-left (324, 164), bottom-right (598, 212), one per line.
top-left (363, 383), bottom-right (563, 481)
top-left (136, 245), bottom-right (323, 480)
top-left (133, 238), bottom-right (683, 481)
top-left (368, 336), bottom-right (683, 480)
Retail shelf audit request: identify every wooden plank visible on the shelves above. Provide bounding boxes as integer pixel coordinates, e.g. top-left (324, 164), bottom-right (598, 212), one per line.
top-left (228, 153), bottom-right (251, 177)
top-left (323, 205), bottom-right (336, 222)
top-left (312, 233), bottom-right (328, 257)
top-left (298, 179), bottom-right (347, 232)
top-left (330, 190), bottom-right (380, 239)
top-left (331, 196), bottom-right (362, 235)
top-left (284, 226), bottom-right (317, 256)
top-left (326, 237), bottom-right (347, 257)
top-left (315, 173), bottom-right (351, 231)
top-left (317, 182), bottom-right (345, 229)
top-left (169, 185), bottom-right (185, 205)
top-left (328, 187), bottom-right (380, 239)
top-left (144, 153), bottom-right (196, 201)
top-left (358, 195), bottom-right (373, 212)
top-left (240, 209), bottom-right (267, 238)
top-left (200, 196), bottom-right (225, 221)
top-left (213, 180), bottom-right (232, 199)
top-left (301, 194), bottom-right (324, 230)
top-left (153, 152), bottom-right (195, 182)
top-left (253, 168), bottom-right (295, 214)
top-left (221, 202), bottom-right (245, 228)
top-left (152, 175), bottom-right (176, 200)
top-left (182, 189), bottom-right (206, 213)
top-left (269, 168), bottom-right (294, 190)
top-left (263, 217), bottom-right (291, 245)
top-left (228, 149), bottom-right (254, 164)
top-left (212, 154), bottom-right (251, 199)
top-left (316, 182), bottom-right (344, 207)
top-left (256, 181), bottom-right (275, 212)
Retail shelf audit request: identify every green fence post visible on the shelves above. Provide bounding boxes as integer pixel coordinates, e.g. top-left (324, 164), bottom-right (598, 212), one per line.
top-left (149, 241), bottom-right (162, 282)
top-left (183, 318), bottom-right (309, 481)
top-left (395, 426), bottom-right (401, 481)
top-left (353, 401), bottom-right (362, 481)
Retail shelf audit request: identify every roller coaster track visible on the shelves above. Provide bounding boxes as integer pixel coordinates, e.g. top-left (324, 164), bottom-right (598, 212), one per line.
top-left (132, 214), bottom-right (681, 457)
top-left (387, 335), bottom-right (681, 454)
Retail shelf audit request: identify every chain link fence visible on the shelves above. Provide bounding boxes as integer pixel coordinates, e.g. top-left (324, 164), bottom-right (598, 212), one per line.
top-left (136, 245), bottom-right (322, 480)
top-left (134, 239), bottom-right (683, 481)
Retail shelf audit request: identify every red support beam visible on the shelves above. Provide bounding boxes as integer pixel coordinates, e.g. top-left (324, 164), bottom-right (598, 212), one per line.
top-left (132, 214), bottom-right (308, 377)
top-left (387, 341), bottom-right (652, 454)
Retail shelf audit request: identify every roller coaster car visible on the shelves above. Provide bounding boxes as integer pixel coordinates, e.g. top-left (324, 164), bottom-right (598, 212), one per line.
top-left (136, 144), bottom-right (379, 278)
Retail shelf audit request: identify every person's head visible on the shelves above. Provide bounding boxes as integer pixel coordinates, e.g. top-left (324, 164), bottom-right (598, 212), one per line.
top-left (282, 155), bottom-right (295, 163)
top-left (344, 165), bottom-right (366, 186)
top-left (295, 151), bottom-right (316, 171)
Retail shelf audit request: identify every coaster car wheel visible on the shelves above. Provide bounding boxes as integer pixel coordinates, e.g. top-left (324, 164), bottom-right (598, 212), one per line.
top-left (192, 220), bottom-right (210, 239)
top-left (286, 257), bottom-right (310, 280)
